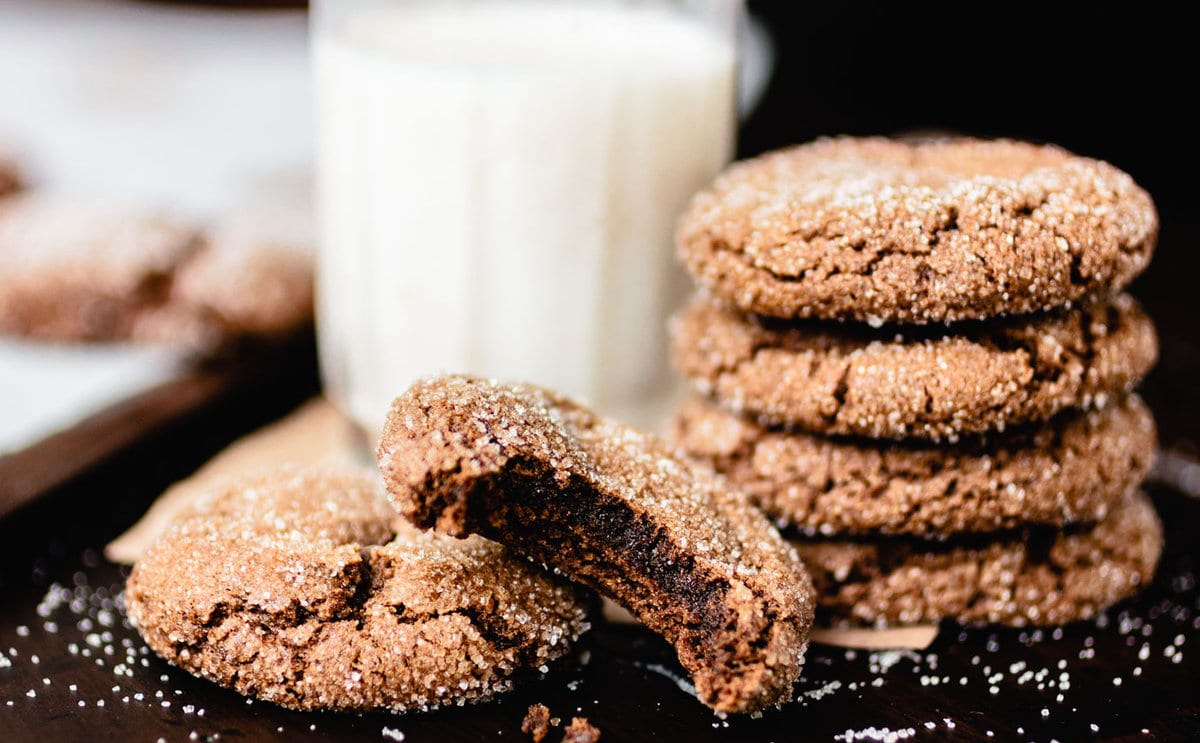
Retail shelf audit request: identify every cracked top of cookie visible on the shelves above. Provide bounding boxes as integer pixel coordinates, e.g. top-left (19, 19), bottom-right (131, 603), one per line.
top-left (125, 467), bottom-right (593, 714)
top-left (677, 137), bottom-right (1157, 324)
top-left (670, 292), bottom-right (1157, 440)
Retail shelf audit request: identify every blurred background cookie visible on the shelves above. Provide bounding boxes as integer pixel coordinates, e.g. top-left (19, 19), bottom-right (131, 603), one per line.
top-left (0, 195), bottom-right (203, 341)
top-left (0, 152), bottom-right (19, 198)
top-left (133, 209), bottom-right (314, 354)
top-left (0, 197), bottom-right (314, 354)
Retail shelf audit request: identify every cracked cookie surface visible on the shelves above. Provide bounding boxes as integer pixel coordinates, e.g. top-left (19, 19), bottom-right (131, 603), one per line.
top-left (0, 196), bottom-right (313, 353)
top-left (672, 394), bottom-right (1155, 537)
top-left (677, 137), bottom-right (1156, 324)
top-left (791, 492), bottom-right (1162, 627)
top-left (377, 375), bottom-right (815, 714)
top-left (125, 467), bottom-right (593, 713)
top-left (671, 293), bottom-right (1157, 440)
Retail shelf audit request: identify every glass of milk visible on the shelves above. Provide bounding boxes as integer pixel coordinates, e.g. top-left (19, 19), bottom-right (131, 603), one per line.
top-left (313, 0), bottom-right (740, 437)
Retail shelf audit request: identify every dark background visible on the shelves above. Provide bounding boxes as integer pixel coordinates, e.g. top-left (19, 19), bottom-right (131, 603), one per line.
top-left (741, 3), bottom-right (1190, 223)
top-left (188, 1), bottom-right (1194, 227)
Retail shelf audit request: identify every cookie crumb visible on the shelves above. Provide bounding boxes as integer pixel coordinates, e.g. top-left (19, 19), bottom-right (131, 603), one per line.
top-left (521, 703), bottom-right (552, 742)
top-left (563, 717), bottom-right (601, 743)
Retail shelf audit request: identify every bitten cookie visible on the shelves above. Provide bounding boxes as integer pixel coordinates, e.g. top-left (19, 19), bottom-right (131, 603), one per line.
top-left (672, 394), bottom-right (1156, 537)
top-left (0, 196), bottom-right (202, 340)
top-left (677, 137), bottom-right (1157, 324)
top-left (377, 375), bottom-right (815, 714)
top-left (791, 492), bottom-right (1162, 627)
top-left (671, 293), bottom-right (1157, 440)
top-left (125, 467), bottom-right (593, 713)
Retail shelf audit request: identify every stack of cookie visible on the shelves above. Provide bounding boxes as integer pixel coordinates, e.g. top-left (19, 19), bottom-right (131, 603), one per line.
top-left (669, 137), bottom-right (1163, 627)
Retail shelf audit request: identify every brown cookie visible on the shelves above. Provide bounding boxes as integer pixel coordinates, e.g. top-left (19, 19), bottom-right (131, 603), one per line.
top-left (0, 197), bottom-right (313, 353)
top-left (677, 137), bottom-right (1157, 324)
top-left (133, 213), bottom-right (314, 353)
top-left (125, 467), bottom-right (593, 713)
top-left (671, 293), bottom-right (1157, 440)
top-left (377, 375), bottom-right (815, 714)
top-left (0, 154), bottom-right (20, 198)
top-left (671, 394), bottom-right (1156, 537)
top-left (0, 195), bottom-right (202, 341)
top-left (791, 492), bottom-right (1162, 627)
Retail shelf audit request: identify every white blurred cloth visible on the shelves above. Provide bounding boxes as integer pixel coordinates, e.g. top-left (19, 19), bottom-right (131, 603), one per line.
top-left (0, 339), bottom-right (182, 454)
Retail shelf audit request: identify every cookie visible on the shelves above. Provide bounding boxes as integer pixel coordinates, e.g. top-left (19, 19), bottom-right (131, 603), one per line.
top-left (133, 213), bottom-right (314, 353)
top-left (672, 394), bottom-right (1156, 537)
top-left (0, 154), bottom-right (20, 198)
top-left (125, 467), bottom-right (593, 713)
top-left (377, 375), bottom-right (815, 714)
top-left (0, 197), bottom-right (315, 352)
top-left (671, 293), bottom-right (1157, 440)
top-left (677, 137), bottom-right (1157, 324)
top-left (790, 492), bottom-right (1162, 627)
top-left (0, 195), bottom-right (202, 340)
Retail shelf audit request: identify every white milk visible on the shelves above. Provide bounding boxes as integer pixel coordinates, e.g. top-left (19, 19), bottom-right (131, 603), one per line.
top-left (314, 1), bottom-right (736, 435)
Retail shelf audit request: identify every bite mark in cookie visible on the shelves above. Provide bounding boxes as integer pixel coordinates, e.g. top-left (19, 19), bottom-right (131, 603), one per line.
top-left (377, 375), bottom-right (815, 714)
top-left (125, 467), bottom-right (592, 713)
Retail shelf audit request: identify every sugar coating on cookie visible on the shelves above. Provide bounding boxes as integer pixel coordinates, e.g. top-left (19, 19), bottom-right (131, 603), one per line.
top-left (0, 195), bottom-right (202, 340)
top-left (671, 293), bottom-right (1157, 440)
top-left (673, 394), bottom-right (1156, 537)
top-left (0, 196), bottom-right (313, 352)
top-left (377, 375), bottom-right (815, 714)
top-left (792, 492), bottom-right (1161, 628)
top-left (125, 467), bottom-right (593, 713)
top-left (677, 137), bottom-right (1157, 324)
top-left (133, 216), bottom-right (314, 353)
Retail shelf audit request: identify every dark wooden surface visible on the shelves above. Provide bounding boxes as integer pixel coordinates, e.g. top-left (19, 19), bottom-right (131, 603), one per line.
top-left (0, 219), bottom-right (1196, 742)
top-left (0, 335), bottom-right (314, 520)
